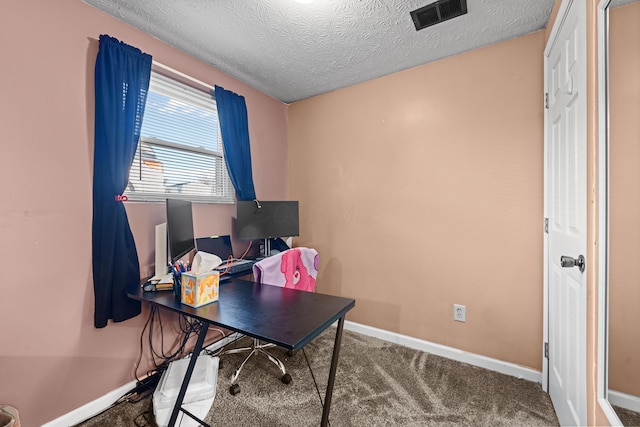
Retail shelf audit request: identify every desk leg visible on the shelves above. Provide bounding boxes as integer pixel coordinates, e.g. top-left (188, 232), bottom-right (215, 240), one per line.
top-left (321, 316), bottom-right (345, 427)
top-left (168, 321), bottom-right (209, 427)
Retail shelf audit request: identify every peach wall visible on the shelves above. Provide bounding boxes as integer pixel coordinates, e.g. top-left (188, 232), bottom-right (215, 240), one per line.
top-left (0, 0), bottom-right (287, 425)
top-left (288, 32), bottom-right (545, 369)
top-left (608, 1), bottom-right (640, 398)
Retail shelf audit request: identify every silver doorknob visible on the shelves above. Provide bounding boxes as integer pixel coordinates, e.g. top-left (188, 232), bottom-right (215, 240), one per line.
top-left (560, 255), bottom-right (585, 273)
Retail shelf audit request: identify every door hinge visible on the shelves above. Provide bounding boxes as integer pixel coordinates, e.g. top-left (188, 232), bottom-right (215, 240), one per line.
top-left (544, 218), bottom-right (549, 234)
top-left (545, 92), bottom-right (549, 109)
top-left (545, 342), bottom-right (549, 359)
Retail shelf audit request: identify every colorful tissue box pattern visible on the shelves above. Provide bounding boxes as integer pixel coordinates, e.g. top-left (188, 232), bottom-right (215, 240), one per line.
top-left (181, 271), bottom-right (219, 308)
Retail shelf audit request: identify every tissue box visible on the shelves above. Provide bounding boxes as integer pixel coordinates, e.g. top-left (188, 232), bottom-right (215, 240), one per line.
top-left (181, 270), bottom-right (219, 308)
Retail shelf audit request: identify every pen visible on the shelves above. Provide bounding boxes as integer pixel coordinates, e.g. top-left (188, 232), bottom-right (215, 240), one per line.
top-left (172, 264), bottom-right (181, 277)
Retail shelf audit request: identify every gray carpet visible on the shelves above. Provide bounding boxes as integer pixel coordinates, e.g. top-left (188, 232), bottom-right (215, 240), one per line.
top-left (614, 405), bottom-right (640, 427)
top-left (77, 328), bottom-right (559, 426)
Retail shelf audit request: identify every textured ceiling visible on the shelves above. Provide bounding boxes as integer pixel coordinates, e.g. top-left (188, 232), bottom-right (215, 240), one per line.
top-left (83, 0), bottom-right (556, 103)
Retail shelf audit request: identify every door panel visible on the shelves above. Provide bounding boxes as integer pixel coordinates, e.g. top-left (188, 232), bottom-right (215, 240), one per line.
top-left (545, 0), bottom-right (587, 425)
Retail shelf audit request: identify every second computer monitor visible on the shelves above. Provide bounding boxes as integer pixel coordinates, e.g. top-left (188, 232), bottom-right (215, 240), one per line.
top-left (236, 200), bottom-right (299, 241)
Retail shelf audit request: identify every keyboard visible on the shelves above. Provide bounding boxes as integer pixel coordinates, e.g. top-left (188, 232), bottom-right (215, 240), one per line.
top-left (215, 259), bottom-right (256, 275)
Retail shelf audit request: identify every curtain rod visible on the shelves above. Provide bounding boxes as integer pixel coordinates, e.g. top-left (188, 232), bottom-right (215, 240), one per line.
top-left (152, 60), bottom-right (214, 91)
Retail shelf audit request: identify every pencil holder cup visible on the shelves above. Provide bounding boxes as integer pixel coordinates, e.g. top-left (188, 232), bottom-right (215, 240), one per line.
top-left (172, 271), bottom-right (182, 298)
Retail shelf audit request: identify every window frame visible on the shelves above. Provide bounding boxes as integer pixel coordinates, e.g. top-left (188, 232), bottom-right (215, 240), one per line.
top-left (125, 70), bottom-right (234, 204)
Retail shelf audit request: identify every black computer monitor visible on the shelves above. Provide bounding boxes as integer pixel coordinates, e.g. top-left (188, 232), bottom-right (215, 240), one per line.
top-left (166, 198), bottom-right (196, 263)
top-left (236, 200), bottom-right (299, 240)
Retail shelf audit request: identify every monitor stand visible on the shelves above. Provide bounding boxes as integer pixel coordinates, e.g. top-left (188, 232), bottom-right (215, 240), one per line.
top-left (262, 238), bottom-right (271, 258)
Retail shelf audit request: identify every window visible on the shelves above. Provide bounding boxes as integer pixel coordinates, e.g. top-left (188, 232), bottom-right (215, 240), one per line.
top-left (125, 72), bottom-right (233, 203)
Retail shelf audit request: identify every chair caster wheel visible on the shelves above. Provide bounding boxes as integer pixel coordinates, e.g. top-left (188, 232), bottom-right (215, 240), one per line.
top-left (281, 373), bottom-right (292, 384)
top-left (287, 349), bottom-right (297, 357)
top-left (230, 384), bottom-right (240, 395)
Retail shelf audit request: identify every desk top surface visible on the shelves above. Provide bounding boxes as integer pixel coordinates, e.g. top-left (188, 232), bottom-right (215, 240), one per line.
top-left (127, 279), bottom-right (355, 349)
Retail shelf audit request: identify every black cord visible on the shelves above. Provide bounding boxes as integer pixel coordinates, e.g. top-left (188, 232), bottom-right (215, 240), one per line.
top-left (126, 307), bottom-right (167, 404)
top-left (78, 303), bottom-right (229, 427)
top-left (127, 303), bottom-right (228, 424)
top-left (148, 305), bottom-right (169, 364)
top-left (147, 306), bottom-right (200, 367)
top-left (134, 306), bottom-right (154, 383)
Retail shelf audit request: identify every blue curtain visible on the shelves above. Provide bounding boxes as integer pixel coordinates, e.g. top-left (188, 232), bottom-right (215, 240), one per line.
top-left (214, 85), bottom-right (256, 201)
top-left (92, 35), bottom-right (152, 328)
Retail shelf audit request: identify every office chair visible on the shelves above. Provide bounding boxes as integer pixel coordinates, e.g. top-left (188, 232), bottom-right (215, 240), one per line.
top-left (223, 247), bottom-right (319, 395)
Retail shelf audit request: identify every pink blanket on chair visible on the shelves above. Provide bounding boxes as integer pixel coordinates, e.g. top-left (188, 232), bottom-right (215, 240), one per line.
top-left (253, 247), bottom-right (318, 292)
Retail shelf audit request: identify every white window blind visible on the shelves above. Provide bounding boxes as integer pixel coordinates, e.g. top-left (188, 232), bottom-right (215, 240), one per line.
top-left (125, 72), bottom-right (233, 203)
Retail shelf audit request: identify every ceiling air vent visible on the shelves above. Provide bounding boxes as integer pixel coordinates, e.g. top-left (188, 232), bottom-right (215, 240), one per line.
top-left (410, 0), bottom-right (468, 31)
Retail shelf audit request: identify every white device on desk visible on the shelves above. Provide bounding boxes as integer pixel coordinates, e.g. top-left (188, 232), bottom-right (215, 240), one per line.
top-left (155, 222), bottom-right (168, 278)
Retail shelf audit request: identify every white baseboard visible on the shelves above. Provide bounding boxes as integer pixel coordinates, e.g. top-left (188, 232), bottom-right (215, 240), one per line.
top-left (42, 332), bottom-right (242, 427)
top-left (343, 321), bottom-right (542, 384)
top-left (609, 389), bottom-right (640, 413)
top-left (41, 380), bottom-right (138, 427)
top-left (599, 397), bottom-right (624, 427)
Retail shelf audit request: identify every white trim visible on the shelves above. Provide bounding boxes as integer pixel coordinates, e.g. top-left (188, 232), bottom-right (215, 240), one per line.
top-left (41, 380), bottom-right (138, 427)
top-left (344, 321), bottom-right (541, 383)
top-left (600, 397), bottom-right (624, 427)
top-left (152, 60), bottom-right (214, 92)
top-left (609, 390), bottom-right (640, 414)
top-left (42, 332), bottom-right (242, 426)
top-left (542, 41), bottom-right (550, 394)
top-left (596, 1), bottom-right (624, 426)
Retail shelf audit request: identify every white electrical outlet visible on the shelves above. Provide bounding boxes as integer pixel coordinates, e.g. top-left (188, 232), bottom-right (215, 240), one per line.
top-left (454, 304), bottom-right (466, 322)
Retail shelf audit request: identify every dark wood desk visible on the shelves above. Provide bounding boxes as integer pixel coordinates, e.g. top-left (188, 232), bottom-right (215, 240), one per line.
top-left (127, 278), bottom-right (355, 426)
